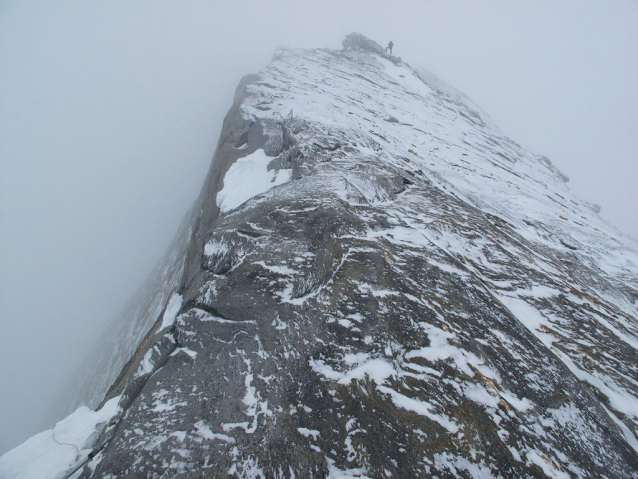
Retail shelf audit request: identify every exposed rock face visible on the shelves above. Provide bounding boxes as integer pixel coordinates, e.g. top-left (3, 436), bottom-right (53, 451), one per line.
top-left (75, 35), bottom-right (637, 477)
top-left (342, 32), bottom-right (386, 55)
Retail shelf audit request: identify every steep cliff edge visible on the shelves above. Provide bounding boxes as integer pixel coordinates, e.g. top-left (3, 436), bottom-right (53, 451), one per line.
top-left (4, 34), bottom-right (638, 479)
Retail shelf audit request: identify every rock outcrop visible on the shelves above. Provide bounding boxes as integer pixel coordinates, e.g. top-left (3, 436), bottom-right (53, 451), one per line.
top-left (25, 34), bottom-right (638, 478)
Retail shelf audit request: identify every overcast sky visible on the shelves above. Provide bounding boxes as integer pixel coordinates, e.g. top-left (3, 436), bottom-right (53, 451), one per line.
top-left (1, 0), bottom-right (637, 454)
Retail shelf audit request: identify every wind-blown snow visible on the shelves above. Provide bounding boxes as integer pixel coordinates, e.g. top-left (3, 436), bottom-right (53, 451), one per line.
top-left (0, 396), bottom-right (121, 479)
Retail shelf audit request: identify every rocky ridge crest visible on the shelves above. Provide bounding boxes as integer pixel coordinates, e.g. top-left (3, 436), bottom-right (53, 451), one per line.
top-left (43, 34), bottom-right (638, 478)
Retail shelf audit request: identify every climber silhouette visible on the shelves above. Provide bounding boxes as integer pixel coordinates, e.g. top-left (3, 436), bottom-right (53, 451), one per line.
top-left (386, 41), bottom-right (394, 54)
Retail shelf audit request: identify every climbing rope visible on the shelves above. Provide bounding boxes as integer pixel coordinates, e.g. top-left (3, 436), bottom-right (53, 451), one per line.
top-left (52, 430), bottom-right (81, 461)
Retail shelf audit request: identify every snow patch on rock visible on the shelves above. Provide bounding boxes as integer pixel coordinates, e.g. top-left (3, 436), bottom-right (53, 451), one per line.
top-left (159, 293), bottom-right (183, 331)
top-left (216, 149), bottom-right (292, 213)
top-left (0, 396), bottom-right (121, 479)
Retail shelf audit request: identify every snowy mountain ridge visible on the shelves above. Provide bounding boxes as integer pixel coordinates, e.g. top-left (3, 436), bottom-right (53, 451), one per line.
top-left (2, 33), bottom-right (637, 478)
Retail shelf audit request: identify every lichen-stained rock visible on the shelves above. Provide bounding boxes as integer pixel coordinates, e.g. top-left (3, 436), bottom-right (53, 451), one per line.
top-left (81, 35), bottom-right (638, 478)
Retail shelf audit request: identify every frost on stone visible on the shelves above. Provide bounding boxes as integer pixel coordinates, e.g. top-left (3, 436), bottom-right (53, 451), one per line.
top-left (24, 33), bottom-right (638, 478)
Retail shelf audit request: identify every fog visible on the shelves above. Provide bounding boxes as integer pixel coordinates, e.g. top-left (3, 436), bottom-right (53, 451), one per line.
top-left (1, 1), bottom-right (636, 454)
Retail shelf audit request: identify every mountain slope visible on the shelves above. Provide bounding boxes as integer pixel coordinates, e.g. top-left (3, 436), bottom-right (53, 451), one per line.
top-left (5, 33), bottom-right (638, 479)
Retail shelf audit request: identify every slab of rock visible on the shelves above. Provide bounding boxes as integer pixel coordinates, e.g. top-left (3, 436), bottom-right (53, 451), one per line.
top-left (71, 34), bottom-right (638, 478)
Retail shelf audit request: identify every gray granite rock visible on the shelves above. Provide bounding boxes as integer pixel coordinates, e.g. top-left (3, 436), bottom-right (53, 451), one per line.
top-left (76, 35), bottom-right (638, 478)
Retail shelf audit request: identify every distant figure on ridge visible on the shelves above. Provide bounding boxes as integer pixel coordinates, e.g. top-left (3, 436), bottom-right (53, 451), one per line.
top-left (386, 41), bottom-right (394, 54)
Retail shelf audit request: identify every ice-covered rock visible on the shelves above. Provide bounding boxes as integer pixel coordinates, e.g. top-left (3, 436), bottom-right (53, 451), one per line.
top-left (7, 33), bottom-right (637, 478)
